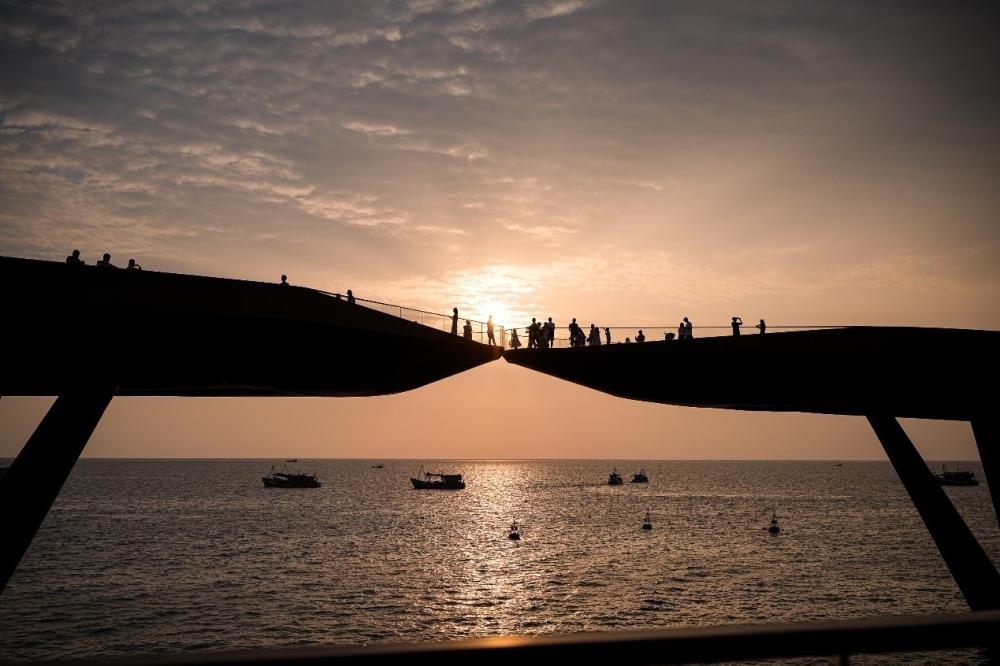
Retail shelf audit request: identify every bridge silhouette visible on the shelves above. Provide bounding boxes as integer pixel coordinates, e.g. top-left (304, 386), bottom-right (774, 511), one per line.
top-left (1, 255), bottom-right (998, 662)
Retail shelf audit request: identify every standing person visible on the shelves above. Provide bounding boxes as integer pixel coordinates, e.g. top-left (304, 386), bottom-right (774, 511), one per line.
top-left (463, 320), bottom-right (473, 340)
top-left (487, 315), bottom-right (496, 346)
top-left (636, 329), bottom-right (646, 343)
top-left (528, 318), bottom-right (538, 348)
top-left (678, 320), bottom-right (686, 340)
top-left (66, 249), bottom-right (84, 265)
top-left (546, 317), bottom-right (555, 348)
top-left (451, 308), bottom-right (459, 335)
top-left (568, 318), bottom-right (579, 348)
top-left (683, 317), bottom-right (693, 340)
top-left (756, 319), bottom-right (767, 335)
top-left (347, 289), bottom-right (356, 304)
top-left (96, 253), bottom-right (116, 268)
top-left (604, 327), bottom-right (611, 345)
top-left (732, 316), bottom-right (743, 337)
top-left (279, 274), bottom-right (289, 286)
top-left (509, 329), bottom-right (522, 349)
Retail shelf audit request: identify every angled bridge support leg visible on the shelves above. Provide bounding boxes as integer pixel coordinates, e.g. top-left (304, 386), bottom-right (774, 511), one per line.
top-left (868, 415), bottom-right (1000, 610)
top-left (972, 418), bottom-right (1000, 529)
top-left (0, 384), bottom-right (116, 594)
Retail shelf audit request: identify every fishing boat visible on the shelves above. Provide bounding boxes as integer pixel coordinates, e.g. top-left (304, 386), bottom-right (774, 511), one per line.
top-left (508, 520), bottom-right (521, 540)
top-left (935, 465), bottom-right (979, 486)
top-left (262, 465), bottom-right (320, 488)
top-left (371, 463), bottom-right (384, 469)
top-left (642, 508), bottom-right (652, 530)
top-left (608, 468), bottom-right (623, 485)
top-left (632, 468), bottom-right (649, 483)
top-left (411, 471), bottom-right (465, 490)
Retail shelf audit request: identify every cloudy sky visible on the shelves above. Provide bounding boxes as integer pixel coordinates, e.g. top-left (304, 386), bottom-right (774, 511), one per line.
top-left (1, 1), bottom-right (998, 459)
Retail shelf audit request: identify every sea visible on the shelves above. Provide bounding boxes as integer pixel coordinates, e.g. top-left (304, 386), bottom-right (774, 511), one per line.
top-left (0, 459), bottom-right (996, 664)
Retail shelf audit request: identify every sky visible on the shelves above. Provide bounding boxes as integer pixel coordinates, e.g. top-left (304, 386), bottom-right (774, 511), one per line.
top-left (1, 0), bottom-right (998, 460)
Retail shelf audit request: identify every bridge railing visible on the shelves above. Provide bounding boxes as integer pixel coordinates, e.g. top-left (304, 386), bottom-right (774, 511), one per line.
top-left (314, 290), bottom-right (506, 347)
top-left (507, 324), bottom-right (846, 349)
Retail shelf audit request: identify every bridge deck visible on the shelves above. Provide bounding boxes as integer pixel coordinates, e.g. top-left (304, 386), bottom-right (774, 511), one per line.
top-left (1, 257), bottom-right (500, 397)
top-left (504, 327), bottom-right (997, 420)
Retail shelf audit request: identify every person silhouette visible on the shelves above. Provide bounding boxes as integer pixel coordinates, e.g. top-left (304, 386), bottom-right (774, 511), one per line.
top-left (95, 253), bottom-right (116, 268)
top-left (604, 327), bottom-right (611, 345)
top-left (625, 337), bottom-right (631, 344)
top-left (463, 320), bottom-right (473, 340)
top-left (665, 332), bottom-right (675, 341)
top-left (757, 319), bottom-right (767, 335)
top-left (487, 315), bottom-right (496, 346)
top-left (636, 329), bottom-right (645, 343)
top-left (546, 317), bottom-right (555, 348)
top-left (683, 317), bottom-right (693, 340)
top-left (280, 274), bottom-right (288, 286)
top-left (451, 308), bottom-right (459, 335)
top-left (127, 259), bottom-right (142, 271)
top-left (66, 249), bottom-right (84, 265)
top-left (528, 317), bottom-right (538, 348)
top-left (347, 289), bottom-right (356, 304)
top-left (568, 318), bottom-right (580, 347)
top-left (510, 329), bottom-right (521, 349)
top-left (732, 316), bottom-right (743, 336)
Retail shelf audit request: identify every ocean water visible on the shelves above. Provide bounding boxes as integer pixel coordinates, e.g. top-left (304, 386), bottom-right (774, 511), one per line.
top-left (0, 459), bottom-right (996, 663)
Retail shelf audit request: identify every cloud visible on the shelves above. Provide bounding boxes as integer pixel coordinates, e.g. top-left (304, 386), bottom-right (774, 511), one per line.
top-left (0, 0), bottom-right (996, 331)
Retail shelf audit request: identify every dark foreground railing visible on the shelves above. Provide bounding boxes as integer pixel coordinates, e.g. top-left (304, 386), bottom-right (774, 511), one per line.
top-left (82, 611), bottom-right (1000, 665)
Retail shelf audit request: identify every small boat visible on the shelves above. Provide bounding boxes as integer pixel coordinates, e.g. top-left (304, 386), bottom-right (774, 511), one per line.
top-left (286, 459), bottom-right (298, 463)
top-left (632, 468), bottom-right (649, 483)
top-left (608, 468), bottom-right (623, 485)
top-left (262, 465), bottom-right (320, 488)
top-left (935, 465), bottom-right (979, 486)
top-left (642, 508), bottom-right (653, 530)
top-left (508, 520), bottom-right (521, 540)
top-left (411, 471), bottom-right (465, 490)
top-left (372, 463), bottom-right (384, 469)
top-left (767, 512), bottom-right (781, 534)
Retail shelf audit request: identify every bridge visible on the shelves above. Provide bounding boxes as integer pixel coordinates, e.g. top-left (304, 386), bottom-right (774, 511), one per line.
top-left (1, 255), bottom-right (999, 662)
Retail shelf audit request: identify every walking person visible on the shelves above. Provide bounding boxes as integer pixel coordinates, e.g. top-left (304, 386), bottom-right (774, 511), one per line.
top-left (487, 315), bottom-right (496, 346)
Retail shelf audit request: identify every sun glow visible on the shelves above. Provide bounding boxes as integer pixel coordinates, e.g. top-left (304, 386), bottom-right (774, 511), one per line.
top-left (473, 302), bottom-right (515, 330)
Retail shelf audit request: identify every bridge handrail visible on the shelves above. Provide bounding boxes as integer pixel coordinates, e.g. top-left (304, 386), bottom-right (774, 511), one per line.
top-left (311, 289), bottom-right (507, 346)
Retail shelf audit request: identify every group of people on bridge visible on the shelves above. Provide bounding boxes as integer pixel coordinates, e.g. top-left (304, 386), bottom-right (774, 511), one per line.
top-left (506, 315), bottom-right (769, 349)
top-left (66, 249), bottom-right (142, 271)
